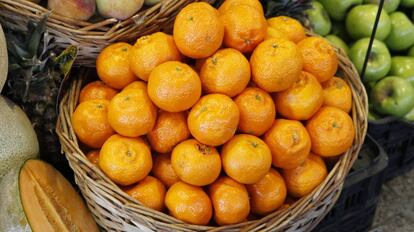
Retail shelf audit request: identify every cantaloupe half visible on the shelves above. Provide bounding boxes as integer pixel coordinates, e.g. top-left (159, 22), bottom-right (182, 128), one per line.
top-left (0, 159), bottom-right (99, 232)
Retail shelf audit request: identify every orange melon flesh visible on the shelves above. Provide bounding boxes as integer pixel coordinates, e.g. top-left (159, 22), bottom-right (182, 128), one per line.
top-left (0, 159), bottom-right (98, 232)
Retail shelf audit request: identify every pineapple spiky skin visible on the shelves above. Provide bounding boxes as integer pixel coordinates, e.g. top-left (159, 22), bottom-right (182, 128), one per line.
top-left (1, 15), bottom-right (77, 180)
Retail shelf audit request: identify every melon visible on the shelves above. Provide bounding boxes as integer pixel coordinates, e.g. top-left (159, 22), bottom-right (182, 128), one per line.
top-left (0, 24), bottom-right (7, 92)
top-left (0, 159), bottom-right (99, 231)
top-left (0, 95), bottom-right (39, 179)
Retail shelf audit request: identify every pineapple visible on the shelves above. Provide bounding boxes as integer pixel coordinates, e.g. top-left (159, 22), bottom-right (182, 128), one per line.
top-left (0, 16), bottom-right (77, 178)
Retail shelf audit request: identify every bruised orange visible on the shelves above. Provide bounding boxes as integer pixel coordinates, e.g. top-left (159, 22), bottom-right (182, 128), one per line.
top-left (152, 154), bottom-right (180, 187)
top-left (79, 81), bottom-right (118, 103)
top-left (123, 176), bottom-right (166, 211)
top-left (267, 16), bottom-right (306, 43)
top-left (322, 77), bottom-right (352, 113)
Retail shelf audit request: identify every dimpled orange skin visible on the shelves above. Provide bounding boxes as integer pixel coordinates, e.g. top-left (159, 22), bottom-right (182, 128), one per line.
top-left (220, 4), bottom-right (267, 53)
top-left (246, 168), bottom-right (287, 215)
top-left (208, 176), bottom-right (250, 225)
top-left (298, 37), bottom-right (338, 83)
top-left (266, 27), bottom-right (288, 40)
top-left (96, 42), bottom-right (137, 89)
top-left (79, 81), bottom-right (118, 103)
top-left (322, 77), bottom-right (353, 113)
top-left (222, 134), bottom-right (272, 184)
top-left (267, 16), bottom-right (306, 43)
top-left (72, 100), bottom-right (115, 149)
top-left (200, 48), bottom-right (251, 97)
top-left (86, 150), bottom-right (100, 166)
top-left (306, 106), bottom-right (355, 157)
top-left (218, 0), bottom-right (264, 15)
top-left (250, 38), bottom-right (303, 92)
top-left (123, 176), bottom-right (166, 211)
top-left (147, 61), bottom-right (201, 112)
top-left (171, 139), bottom-right (222, 186)
top-left (275, 71), bottom-right (324, 120)
top-left (188, 94), bottom-right (240, 146)
top-left (264, 119), bottom-right (311, 170)
top-left (147, 111), bottom-right (190, 154)
top-left (99, 135), bottom-right (153, 186)
top-left (173, 2), bottom-right (224, 59)
top-left (122, 80), bottom-right (147, 91)
top-left (129, 32), bottom-right (182, 81)
top-left (235, 87), bottom-right (276, 136)
top-left (165, 181), bottom-right (213, 225)
top-left (282, 154), bottom-right (328, 198)
top-left (108, 83), bottom-right (157, 137)
top-left (152, 154), bottom-right (180, 187)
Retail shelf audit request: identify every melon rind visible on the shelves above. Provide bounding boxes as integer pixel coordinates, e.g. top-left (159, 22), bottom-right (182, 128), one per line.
top-left (0, 24), bottom-right (7, 92)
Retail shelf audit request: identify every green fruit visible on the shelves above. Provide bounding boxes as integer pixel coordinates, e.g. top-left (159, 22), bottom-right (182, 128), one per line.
top-left (306, 1), bottom-right (332, 36)
top-left (408, 45), bottom-right (414, 56)
top-left (404, 105), bottom-right (414, 120)
top-left (330, 21), bottom-right (351, 42)
top-left (349, 38), bottom-right (391, 82)
top-left (368, 110), bottom-right (381, 120)
top-left (385, 12), bottom-right (414, 51)
top-left (325, 35), bottom-right (350, 55)
top-left (318, 0), bottom-right (363, 21)
top-left (346, 4), bottom-right (391, 40)
top-left (0, 25), bottom-right (7, 92)
top-left (371, 76), bottom-right (414, 117)
top-left (401, 0), bottom-right (414, 7)
top-left (0, 96), bottom-right (39, 180)
top-left (389, 56), bottom-right (414, 86)
top-left (363, 0), bottom-right (400, 13)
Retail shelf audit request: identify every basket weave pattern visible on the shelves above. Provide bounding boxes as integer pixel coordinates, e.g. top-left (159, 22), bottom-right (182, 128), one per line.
top-left (0, 0), bottom-right (215, 67)
top-left (56, 38), bottom-right (368, 231)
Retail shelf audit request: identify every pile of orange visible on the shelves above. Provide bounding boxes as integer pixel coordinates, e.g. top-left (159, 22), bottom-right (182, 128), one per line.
top-left (71, 0), bottom-right (355, 226)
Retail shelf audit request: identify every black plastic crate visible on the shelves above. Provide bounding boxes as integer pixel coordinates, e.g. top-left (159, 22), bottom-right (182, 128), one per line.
top-left (368, 118), bottom-right (414, 180)
top-left (313, 134), bottom-right (388, 232)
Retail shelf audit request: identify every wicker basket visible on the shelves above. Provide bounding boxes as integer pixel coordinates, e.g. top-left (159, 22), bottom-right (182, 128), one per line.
top-left (0, 0), bottom-right (214, 67)
top-left (56, 36), bottom-right (368, 230)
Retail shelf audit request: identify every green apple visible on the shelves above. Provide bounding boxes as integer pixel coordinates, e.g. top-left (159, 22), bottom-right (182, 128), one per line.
top-left (385, 12), bottom-right (414, 51)
top-left (306, 1), bottom-right (332, 36)
top-left (371, 76), bottom-right (414, 117)
top-left (401, 0), bottom-right (414, 7)
top-left (389, 56), bottom-right (414, 86)
top-left (318, 0), bottom-right (363, 21)
top-left (408, 45), bottom-right (414, 56)
top-left (346, 4), bottom-right (391, 40)
top-left (325, 35), bottom-right (350, 55)
top-left (404, 105), bottom-right (414, 120)
top-left (349, 38), bottom-right (391, 82)
top-left (363, 0), bottom-right (400, 13)
top-left (330, 21), bottom-right (351, 42)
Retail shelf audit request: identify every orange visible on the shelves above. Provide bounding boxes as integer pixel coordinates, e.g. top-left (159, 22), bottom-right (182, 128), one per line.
top-left (274, 71), bottom-right (324, 120)
top-left (220, 4), bottom-right (267, 53)
top-left (267, 16), bottom-right (306, 43)
top-left (195, 58), bottom-right (207, 72)
top-left (86, 150), bottom-right (100, 166)
top-left (122, 80), bottom-right (147, 91)
top-left (173, 2), bottom-right (224, 59)
top-left (147, 111), bottom-right (190, 154)
top-left (123, 176), bottom-right (166, 211)
top-left (246, 168), bottom-right (287, 215)
top-left (264, 119), bottom-right (311, 169)
top-left (147, 61), bottom-right (201, 112)
top-left (108, 83), bottom-right (157, 137)
top-left (298, 37), bottom-right (338, 83)
top-left (250, 38), bottom-right (303, 92)
top-left (234, 87), bottom-right (276, 136)
top-left (79, 81), bottom-right (118, 103)
top-left (72, 100), bottom-right (115, 148)
top-left (165, 181), bottom-right (213, 225)
top-left (200, 48), bottom-right (250, 97)
top-left (96, 42), bottom-right (137, 89)
top-left (218, 0), bottom-right (264, 15)
top-left (188, 94), bottom-right (239, 146)
top-left (152, 154), bottom-right (180, 187)
top-left (306, 106), bottom-right (355, 157)
top-left (266, 27), bottom-right (287, 40)
top-left (129, 32), bottom-right (182, 81)
top-left (171, 139), bottom-right (221, 186)
top-left (222, 134), bottom-right (272, 184)
top-left (282, 154), bottom-right (328, 198)
top-left (208, 176), bottom-right (250, 225)
top-left (99, 135), bottom-right (152, 186)
top-left (322, 77), bottom-right (352, 113)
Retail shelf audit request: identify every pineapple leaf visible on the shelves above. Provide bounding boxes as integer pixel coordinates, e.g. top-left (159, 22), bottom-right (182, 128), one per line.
top-left (27, 15), bottom-right (48, 58)
top-left (53, 45), bottom-right (77, 76)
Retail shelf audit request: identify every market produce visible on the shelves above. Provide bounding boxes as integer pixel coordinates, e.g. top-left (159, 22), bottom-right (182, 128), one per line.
top-left (385, 11), bottom-right (414, 51)
top-left (96, 0), bottom-right (144, 20)
top-left (79, 81), bottom-right (118, 103)
top-left (123, 175), bottom-right (166, 211)
top-left (401, 0), bottom-right (414, 7)
top-left (48, 0), bottom-right (96, 21)
top-left (152, 154), bottom-right (179, 187)
top-left (363, 0), bottom-right (400, 12)
top-left (0, 24), bottom-right (7, 91)
top-left (322, 77), bottom-right (353, 113)
top-left (345, 4), bottom-right (391, 40)
top-left (318, 0), bottom-right (362, 21)
top-left (306, 1), bottom-right (331, 36)
top-left (0, 159), bottom-right (98, 231)
top-left (267, 16), bottom-right (306, 43)
top-left (86, 150), bottom-right (100, 166)
top-left (389, 56), bottom-right (414, 86)
top-left (325, 35), bottom-right (350, 55)
top-left (0, 96), bottom-right (39, 179)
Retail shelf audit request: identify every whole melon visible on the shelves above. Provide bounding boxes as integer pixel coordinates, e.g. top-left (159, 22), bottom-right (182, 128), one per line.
top-left (0, 159), bottom-right (99, 231)
top-left (0, 24), bottom-right (7, 92)
top-left (0, 95), bottom-right (39, 179)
